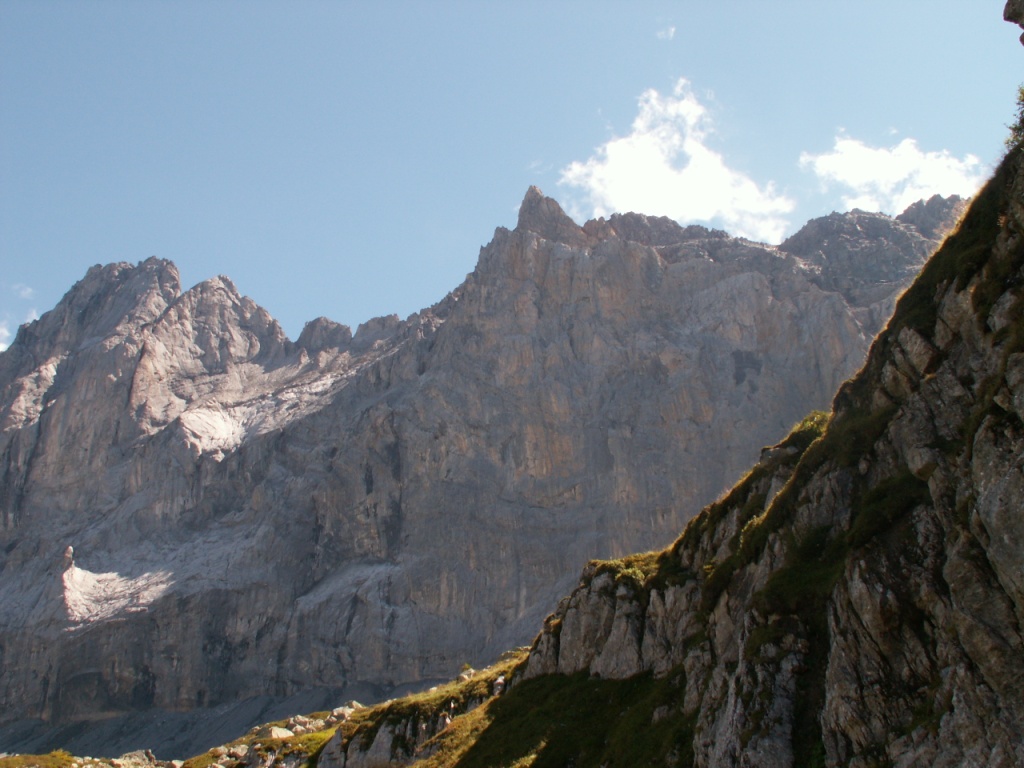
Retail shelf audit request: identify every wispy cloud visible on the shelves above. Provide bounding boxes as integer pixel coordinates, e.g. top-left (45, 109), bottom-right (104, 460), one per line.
top-left (13, 283), bottom-right (34, 300)
top-left (527, 159), bottom-right (553, 175)
top-left (800, 136), bottom-right (987, 214)
top-left (558, 78), bottom-right (794, 243)
top-left (24, 308), bottom-right (38, 323)
top-left (0, 320), bottom-right (10, 353)
top-left (656, 26), bottom-right (676, 41)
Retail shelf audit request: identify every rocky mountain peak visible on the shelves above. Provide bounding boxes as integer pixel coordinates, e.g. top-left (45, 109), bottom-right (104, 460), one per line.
top-left (191, 273), bottom-right (238, 297)
top-left (779, 195), bottom-right (963, 264)
top-left (352, 313), bottom-right (402, 350)
top-left (515, 185), bottom-right (591, 246)
top-left (779, 208), bottom-right (922, 260)
top-left (296, 316), bottom-right (354, 354)
top-left (895, 193), bottom-right (967, 239)
top-left (2, 257), bottom-right (180, 366)
top-left (157, 274), bottom-right (292, 370)
top-left (775, 200), bottom-right (962, 324)
top-left (581, 211), bottom-right (726, 247)
top-left (324, 149), bottom-right (1024, 768)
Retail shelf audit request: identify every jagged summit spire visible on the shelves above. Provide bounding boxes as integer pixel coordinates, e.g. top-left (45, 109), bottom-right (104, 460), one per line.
top-left (515, 186), bottom-right (591, 247)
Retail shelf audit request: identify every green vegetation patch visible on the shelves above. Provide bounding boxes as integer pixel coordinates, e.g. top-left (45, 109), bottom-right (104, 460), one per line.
top-left (672, 409), bottom-right (827, 559)
top-left (424, 670), bottom-right (696, 768)
top-left (752, 526), bottom-right (845, 623)
top-left (847, 470), bottom-right (930, 550)
top-left (741, 469), bottom-right (929, 766)
top-left (277, 729), bottom-right (337, 768)
top-left (0, 751), bottom-right (90, 768)
top-left (339, 649), bottom-right (529, 758)
top-left (589, 550), bottom-right (662, 592)
top-left (688, 412), bottom-right (832, 614)
top-left (778, 411), bottom-right (832, 454)
top-left (815, 403), bottom-right (897, 470)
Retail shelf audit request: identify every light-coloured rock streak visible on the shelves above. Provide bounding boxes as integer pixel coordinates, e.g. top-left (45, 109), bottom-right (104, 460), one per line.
top-left (63, 565), bottom-right (173, 625)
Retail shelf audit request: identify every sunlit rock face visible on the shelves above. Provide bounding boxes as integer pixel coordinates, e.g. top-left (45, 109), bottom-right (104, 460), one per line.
top-left (0, 189), bottom-right (961, 755)
top-left (513, 151), bottom-right (1024, 768)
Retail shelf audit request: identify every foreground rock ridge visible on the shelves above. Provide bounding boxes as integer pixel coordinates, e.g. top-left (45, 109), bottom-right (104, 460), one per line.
top-left (287, 151), bottom-right (1024, 768)
top-left (0, 188), bottom-right (960, 756)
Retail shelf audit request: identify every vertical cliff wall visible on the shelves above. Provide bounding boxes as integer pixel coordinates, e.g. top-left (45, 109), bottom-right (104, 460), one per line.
top-left (322, 149), bottom-right (1024, 768)
top-left (0, 190), bottom-right (960, 755)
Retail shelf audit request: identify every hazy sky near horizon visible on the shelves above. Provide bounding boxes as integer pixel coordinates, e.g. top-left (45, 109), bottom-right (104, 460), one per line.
top-left (2, 1), bottom-right (1021, 347)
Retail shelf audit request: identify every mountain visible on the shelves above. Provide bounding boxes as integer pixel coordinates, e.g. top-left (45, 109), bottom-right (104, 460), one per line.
top-left (315, 146), bottom-right (1024, 767)
top-left (0, 188), bottom-right (961, 757)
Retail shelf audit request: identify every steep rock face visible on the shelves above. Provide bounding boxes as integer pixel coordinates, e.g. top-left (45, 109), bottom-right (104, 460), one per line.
top-left (326, 158), bottom-right (1017, 768)
top-left (779, 196), bottom-right (966, 332)
top-left (895, 193), bottom-right (966, 239)
top-left (0, 190), bottom-right (955, 756)
top-left (509, 151), bottom-right (1024, 766)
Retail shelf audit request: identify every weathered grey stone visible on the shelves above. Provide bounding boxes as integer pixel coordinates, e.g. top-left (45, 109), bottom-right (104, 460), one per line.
top-left (0, 190), bottom-right (959, 756)
top-left (226, 744), bottom-right (248, 760)
top-left (516, 151), bottom-right (1024, 767)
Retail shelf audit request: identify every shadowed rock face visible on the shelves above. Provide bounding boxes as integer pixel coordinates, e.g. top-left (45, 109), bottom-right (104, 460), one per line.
top-left (0, 191), bottom-right (958, 756)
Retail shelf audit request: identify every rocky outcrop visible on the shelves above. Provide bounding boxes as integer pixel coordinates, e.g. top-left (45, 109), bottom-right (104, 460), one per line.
top-left (895, 194), bottom-right (966, 239)
top-left (0, 188), bottom-right (956, 757)
top-left (779, 196), bottom-right (966, 332)
top-left (1006, 0), bottom-right (1024, 44)
top-left (323, 151), bottom-right (1020, 768)
top-left (509, 149), bottom-right (1024, 766)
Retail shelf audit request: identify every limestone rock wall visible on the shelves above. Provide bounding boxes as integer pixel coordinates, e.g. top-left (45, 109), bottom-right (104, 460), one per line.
top-left (518, 152), bottom-right (1024, 767)
top-left (0, 188), bottom-right (958, 754)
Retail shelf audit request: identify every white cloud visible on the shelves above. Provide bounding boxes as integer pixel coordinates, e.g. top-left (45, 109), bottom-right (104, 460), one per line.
top-left (24, 308), bottom-right (38, 323)
top-left (13, 283), bottom-right (34, 300)
top-left (656, 26), bottom-right (676, 41)
top-left (527, 159), bottom-right (553, 175)
top-left (800, 136), bottom-right (987, 214)
top-left (558, 78), bottom-right (794, 243)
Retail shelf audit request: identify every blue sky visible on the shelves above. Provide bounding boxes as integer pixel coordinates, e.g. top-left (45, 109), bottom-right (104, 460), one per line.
top-left (1, 1), bottom-right (1021, 346)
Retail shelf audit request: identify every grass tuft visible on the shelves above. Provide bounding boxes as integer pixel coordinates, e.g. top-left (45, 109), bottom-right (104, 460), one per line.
top-left (0, 751), bottom-right (83, 768)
